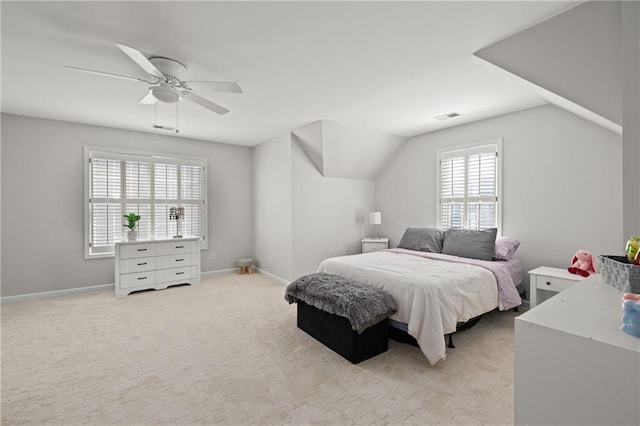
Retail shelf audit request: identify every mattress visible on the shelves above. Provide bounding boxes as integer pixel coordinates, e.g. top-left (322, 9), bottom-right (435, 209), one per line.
top-left (318, 250), bottom-right (522, 365)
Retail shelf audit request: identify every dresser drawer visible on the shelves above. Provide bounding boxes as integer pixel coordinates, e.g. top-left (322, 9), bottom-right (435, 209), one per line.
top-left (159, 266), bottom-right (195, 283)
top-left (120, 271), bottom-right (157, 289)
top-left (536, 276), bottom-right (576, 293)
top-left (157, 253), bottom-right (196, 269)
top-left (156, 241), bottom-right (197, 256)
top-left (120, 243), bottom-right (156, 259)
top-left (120, 257), bottom-right (156, 274)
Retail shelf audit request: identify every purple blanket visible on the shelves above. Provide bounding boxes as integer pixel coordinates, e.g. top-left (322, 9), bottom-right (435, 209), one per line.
top-left (389, 248), bottom-right (523, 310)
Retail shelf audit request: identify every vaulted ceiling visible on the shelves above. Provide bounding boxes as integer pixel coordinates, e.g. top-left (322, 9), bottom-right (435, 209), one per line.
top-left (1, 1), bottom-right (579, 146)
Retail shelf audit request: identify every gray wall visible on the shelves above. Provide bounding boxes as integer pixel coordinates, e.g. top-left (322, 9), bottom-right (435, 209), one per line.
top-left (252, 133), bottom-right (293, 281)
top-left (1, 113), bottom-right (253, 297)
top-left (252, 131), bottom-right (376, 283)
top-left (476, 1), bottom-right (622, 126)
top-left (291, 140), bottom-right (374, 279)
top-left (622, 0), bottom-right (640, 238)
top-left (319, 120), bottom-right (406, 180)
top-left (375, 104), bottom-right (622, 298)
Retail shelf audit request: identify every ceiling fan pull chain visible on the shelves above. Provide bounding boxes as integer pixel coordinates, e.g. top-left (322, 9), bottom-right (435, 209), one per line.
top-left (176, 102), bottom-right (179, 133)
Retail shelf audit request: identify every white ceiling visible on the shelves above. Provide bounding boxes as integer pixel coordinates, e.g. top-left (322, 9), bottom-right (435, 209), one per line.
top-left (1, 1), bottom-right (580, 147)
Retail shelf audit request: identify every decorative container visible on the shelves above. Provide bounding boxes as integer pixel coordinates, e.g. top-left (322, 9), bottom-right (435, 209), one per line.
top-left (597, 255), bottom-right (640, 293)
top-left (127, 230), bottom-right (138, 241)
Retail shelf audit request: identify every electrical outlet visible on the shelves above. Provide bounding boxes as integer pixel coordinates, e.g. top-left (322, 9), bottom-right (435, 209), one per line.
top-left (210, 253), bottom-right (216, 261)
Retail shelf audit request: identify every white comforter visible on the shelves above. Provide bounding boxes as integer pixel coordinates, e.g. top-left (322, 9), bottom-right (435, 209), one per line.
top-left (318, 251), bottom-right (498, 365)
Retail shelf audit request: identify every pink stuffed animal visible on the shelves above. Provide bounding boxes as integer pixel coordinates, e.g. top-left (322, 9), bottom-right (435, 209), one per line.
top-left (568, 250), bottom-right (596, 277)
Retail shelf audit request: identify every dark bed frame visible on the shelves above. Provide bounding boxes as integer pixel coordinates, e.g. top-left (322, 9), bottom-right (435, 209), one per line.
top-left (296, 301), bottom-right (515, 363)
top-left (388, 314), bottom-right (486, 349)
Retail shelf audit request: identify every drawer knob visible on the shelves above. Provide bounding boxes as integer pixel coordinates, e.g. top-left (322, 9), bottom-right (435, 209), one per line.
top-left (176, 259), bottom-right (184, 262)
top-left (137, 276), bottom-right (148, 280)
top-left (176, 245), bottom-right (184, 249)
top-left (137, 262), bottom-right (147, 266)
top-left (176, 271), bottom-right (184, 275)
top-left (546, 281), bottom-right (551, 286)
top-left (137, 248), bottom-right (147, 252)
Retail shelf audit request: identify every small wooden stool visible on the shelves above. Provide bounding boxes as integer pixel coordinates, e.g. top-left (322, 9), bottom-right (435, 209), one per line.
top-left (237, 258), bottom-right (255, 274)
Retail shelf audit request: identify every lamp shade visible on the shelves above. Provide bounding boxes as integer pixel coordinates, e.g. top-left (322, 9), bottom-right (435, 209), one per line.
top-left (369, 212), bottom-right (382, 225)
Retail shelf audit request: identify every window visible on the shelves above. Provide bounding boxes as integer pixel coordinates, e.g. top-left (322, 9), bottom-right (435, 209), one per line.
top-left (85, 147), bottom-right (207, 258)
top-left (437, 139), bottom-right (502, 232)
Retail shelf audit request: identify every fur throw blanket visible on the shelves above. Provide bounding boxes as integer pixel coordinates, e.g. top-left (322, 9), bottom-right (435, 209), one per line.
top-left (285, 272), bottom-right (397, 333)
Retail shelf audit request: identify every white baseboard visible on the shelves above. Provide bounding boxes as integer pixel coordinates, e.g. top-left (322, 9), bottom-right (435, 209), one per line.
top-left (1, 283), bottom-right (115, 304)
top-left (256, 268), bottom-right (290, 286)
top-left (201, 268), bottom-right (237, 278)
top-left (2, 268), bottom-right (238, 304)
top-left (203, 267), bottom-right (290, 286)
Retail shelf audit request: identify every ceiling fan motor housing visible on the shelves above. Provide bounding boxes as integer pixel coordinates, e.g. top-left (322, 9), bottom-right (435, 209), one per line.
top-left (148, 57), bottom-right (187, 103)
top-left (150, 57), bottom-right (186, 83)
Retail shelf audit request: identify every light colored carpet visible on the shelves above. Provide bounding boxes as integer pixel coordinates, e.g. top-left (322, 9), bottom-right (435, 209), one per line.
top-left (1, 273), bottom-right (519, 425)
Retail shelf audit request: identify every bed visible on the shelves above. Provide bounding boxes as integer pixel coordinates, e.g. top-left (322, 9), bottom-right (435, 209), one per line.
top-left (317, 238), bottom-right (523, 365)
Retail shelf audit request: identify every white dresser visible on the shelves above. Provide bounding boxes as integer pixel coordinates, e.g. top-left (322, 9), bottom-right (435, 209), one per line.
top-left (115, 237), bottom-right (201, 297)
top-left (515, 276), bottom-right (640, 425)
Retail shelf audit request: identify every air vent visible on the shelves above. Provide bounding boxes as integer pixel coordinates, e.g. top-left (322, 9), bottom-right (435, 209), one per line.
top-left (434, 112), bottom-right (462, 121)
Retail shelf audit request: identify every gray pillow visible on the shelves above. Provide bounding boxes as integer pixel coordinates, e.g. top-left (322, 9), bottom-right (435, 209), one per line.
top-left (441, 228), bottom-right (497, 261)
top-left (397, 227), bottom-right (445, 253)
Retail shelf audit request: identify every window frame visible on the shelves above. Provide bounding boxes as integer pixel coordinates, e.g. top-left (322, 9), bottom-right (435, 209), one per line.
top-left (436, 138), bottom-right (503, 234)
top-left (84, 146), bottom-right (208, 259)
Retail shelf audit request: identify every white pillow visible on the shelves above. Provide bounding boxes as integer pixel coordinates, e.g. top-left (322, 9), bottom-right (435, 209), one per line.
top-left (493, 236), bottom-right (521, 260)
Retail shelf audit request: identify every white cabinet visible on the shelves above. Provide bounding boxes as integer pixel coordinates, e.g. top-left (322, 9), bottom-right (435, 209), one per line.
top-left (515, 276), bottom-right (640, 425)
top-left (361, 237), bottom-right (389, 253)
top-left (528, 266), bottom-right (585, 308)
top-left (115, 238), bottom-right (201, 297)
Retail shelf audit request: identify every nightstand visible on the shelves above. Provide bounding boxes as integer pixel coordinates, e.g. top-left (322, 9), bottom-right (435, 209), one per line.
top-left (528, 266), bottom-right (586, 308)
top-left (362, 237), bottom-right (389, 253)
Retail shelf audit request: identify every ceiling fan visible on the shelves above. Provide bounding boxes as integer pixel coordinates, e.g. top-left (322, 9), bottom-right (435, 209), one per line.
top-left (64, 43), bottom-right (242, 115)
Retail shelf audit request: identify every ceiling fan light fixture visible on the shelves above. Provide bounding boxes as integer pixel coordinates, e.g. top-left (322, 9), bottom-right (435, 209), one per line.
top-left (150, 85), bottom-right (181, 104)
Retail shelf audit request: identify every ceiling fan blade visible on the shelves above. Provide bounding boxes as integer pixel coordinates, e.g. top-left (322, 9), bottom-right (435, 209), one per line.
top-left (63, 65), bottom-right (149, 83)
top-left (182, 81), bottom-right (243, 93)
top-left (115, 43), bottom-right (164, 79)
top-left (139, 92), bottom-right (157, 104)
top-left (182, 92), bottom-right (229, 115)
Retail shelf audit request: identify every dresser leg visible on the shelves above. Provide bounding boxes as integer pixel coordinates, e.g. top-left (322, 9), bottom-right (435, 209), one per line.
top-left (530, 276), bottom-right (537, 308)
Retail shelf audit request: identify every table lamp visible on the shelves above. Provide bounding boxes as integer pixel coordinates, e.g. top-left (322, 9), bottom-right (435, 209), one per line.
top-left (369, 212), bottom-right (381, 239)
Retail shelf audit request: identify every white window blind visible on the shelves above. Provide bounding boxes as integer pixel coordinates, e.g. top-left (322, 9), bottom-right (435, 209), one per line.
top-left (180, 165), bottom-right (204, 239)
top-left (85, 148), bottom-right (207, 258)
top-left (438, 141), bottom-right (501, 231)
